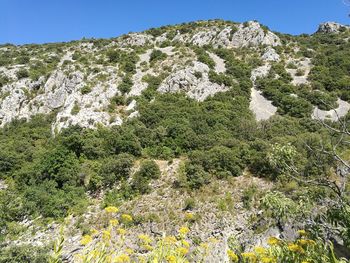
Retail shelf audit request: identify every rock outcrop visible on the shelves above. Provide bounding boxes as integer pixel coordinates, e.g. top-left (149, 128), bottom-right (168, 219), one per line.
top-left (317, 22), bottom-right (350, 33)
top-left (158, 62), bottom-right (230, 101)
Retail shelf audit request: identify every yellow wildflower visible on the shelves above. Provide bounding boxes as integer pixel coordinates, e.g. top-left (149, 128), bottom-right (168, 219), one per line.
top-left (166, 255), bottom-right (176, 263)
top-left (208, 237), bottom-right (219, 243)
top-left (142, 244), bottom-right (153, 251)
top-left (91, 249), bottom-right (101, 258)
top-left (114, 253), bottom-right (130, 263)
top-left (297, 230), bottom-right (307, 236)
top-left (184, 212), bottom-right (194, 221)
top-left (176, 247), bottom-right (189, 255)
top-left (227, 249), bottom-right (239, 262)
top-left (254, 246), bottom-right (266, 255)
top-left (102, 230), bottom-right (111, 240)
top-left (109, 219), bottom-right (119, 226)
top-left (261, 257), bottom-right (275, 263)
top-left (164, 235), bottom-right (177, 244)
top-left (138, 234), bottom-right (152, 244)
top-left (200, 242), bottom-right (209, 250)
top-left (121, 214), bottom-right (133, 223)
top-left (288, 243), bottom-right (305, 253)
top-left (117, 228), bottom-right (127, 235)
top-left (90, 228), bottom-right (99, 236)
top-left (241, 252), bottom-right (257, 261)
top-left (305, 239), bottom-right (316, 246)
top-left (80, 234), bottom-right (92, 246)
top-left (182, 240), bottom-right (190, 248)
top-left (267, 237), bottom-right (280, 246)
top-left (104, 206), bottom-right (119, 213)
top-left (178, 226), bottom-right (190, 235)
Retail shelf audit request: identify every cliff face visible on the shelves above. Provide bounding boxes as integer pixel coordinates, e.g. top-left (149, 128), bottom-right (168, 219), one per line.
top-left (0, 20), bottom-right (283, 133)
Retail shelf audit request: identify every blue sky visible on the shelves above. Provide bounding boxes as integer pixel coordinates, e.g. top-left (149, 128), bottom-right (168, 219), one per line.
top-left (1, 0), bottom-right (350, 45)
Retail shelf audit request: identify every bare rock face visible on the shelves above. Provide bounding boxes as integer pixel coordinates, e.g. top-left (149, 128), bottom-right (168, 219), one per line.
top-left (191, 30), bottom-right (218, 46)
top-left (249, 64), bottom-right (277, 121)
top-left (312, 98), bottom-right (350, 121)
top-left (158, 62), bottom-right (229, 101)
top-left (118, 33), bottom-right (153, 47)
top-left (230, 21), bottom-right (281, 47)
top-left (261, 47), bottom-right (280, 62)
top-left (187, 21), bottom-right (281, 48)
top-left (317, 22), bottom-right (350, 33)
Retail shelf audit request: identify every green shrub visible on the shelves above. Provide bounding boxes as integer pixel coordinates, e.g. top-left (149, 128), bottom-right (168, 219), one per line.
top-left (194, 48), bottom-right (215, 69)
top-left (0, 244), bottom-right (50, 263)
top-left (71, 102), bottom-right (81, 115)
top-left (118, 75), bottom-right (133, 94)
top-left (16, 69), bottom-right (29, 79)
top-left (150, 49), bottom-right (167, 63)
top-left (99, 154), bottom-right (134, 187)
top-left (81, 85), bottom-right (92, 94)
top-left (132, 160), bottom-right (160, 194)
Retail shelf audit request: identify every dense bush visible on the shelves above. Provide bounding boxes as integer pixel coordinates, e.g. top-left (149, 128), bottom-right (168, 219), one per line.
top-left (0, 244), bottom-right (50, 263)
top-left (132, 160), bottom-right (160, 194)
top-left (99, 154), bottom-right (134, 187)
top-left (150, 49), bottom-right (167, 63)
top-left (16, 68), bottom-right (29, 79)
top-left (118, 74), bottom-right (133, 94)
top-left (194, 47), bottom-right (215, 69)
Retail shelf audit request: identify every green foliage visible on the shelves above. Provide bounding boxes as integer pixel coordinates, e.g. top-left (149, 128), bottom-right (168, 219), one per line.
top-left (81, 85), bottom-right (93, 94)
top-left (38, 147), bottom-right (81, 187)
top-left (308, 40), bottom-right (350, 95)
top-left (71, 102), bottom-right (81, 115)
top-left (16, 68), bottom-right (29, 79)
top-left (209, 70), bottom-right (235, 87)
top-left (241, 184), bottom-right (258, 209)
top-left (194, 47), bottom-right (215, 69)
top-left (132, 160), bottom-right (160, 194)
top-left (99, 154), bottom-right (134, 187)
top-left (0, 74), bottom-right (10, 87)
top-left (0, 244), bottom-right (50, 263)
top-left (118, 74), bottom-right (133, 94)
top-left (150, 49), bottom-right (167, 63)
top-left (106, 49), bottom-right (139, 73)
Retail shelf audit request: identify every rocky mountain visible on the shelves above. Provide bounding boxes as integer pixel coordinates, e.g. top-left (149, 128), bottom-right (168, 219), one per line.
top-left (3, 20), bottom-right (348, 133)
top-left (1, 20), bottom-right (350, 263)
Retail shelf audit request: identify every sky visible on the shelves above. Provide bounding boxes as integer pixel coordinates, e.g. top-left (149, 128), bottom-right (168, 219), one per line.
top-left (1, 0), bottom-right (350, 45)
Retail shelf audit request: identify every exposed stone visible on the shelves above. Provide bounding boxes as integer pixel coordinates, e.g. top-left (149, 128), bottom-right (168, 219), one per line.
top-left (231, 21), bottom-right (281, 47)
top-left (158, 62), bottom-right (229, 101)
top-left (207, 52), bottom-right (226, 73)
top-left (312, 98), bottom-right (350, 121)
top-left (261, 47), bottom-right (280, 62)
top-left (118, 33), bottom-right (153, 47)
top-left (317, 22), bottom-right (350, 34)
top-left (249, 64), bottom-right (277, 121)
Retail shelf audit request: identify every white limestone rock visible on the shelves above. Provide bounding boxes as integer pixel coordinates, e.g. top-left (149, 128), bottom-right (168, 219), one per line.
top-left (158, 62), bottom-right (229, 101)
top-left (249, 64), bottom-right (277, 121)
top-left (261, 47), bottom-right (280, 62)
top-left (312, 98), bottom-right (350, 121)
top-left (118, 33), bottom-right (153, 47)
top-left (191, 30), bottom-right (218, 46)
top-left (317, 22), bottom-right (350, 33)
top-left (231, 21), bottom-right (281, 47)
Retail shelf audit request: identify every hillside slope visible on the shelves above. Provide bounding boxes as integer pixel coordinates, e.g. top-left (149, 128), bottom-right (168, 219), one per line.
top-left (1, 20), bottom-right (350, 262)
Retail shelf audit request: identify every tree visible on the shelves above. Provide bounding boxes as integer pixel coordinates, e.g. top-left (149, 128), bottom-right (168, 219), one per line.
top-left (132, 160), bottom-right (160, 194)
top-left (268, 115), bottom-right (350, 247)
